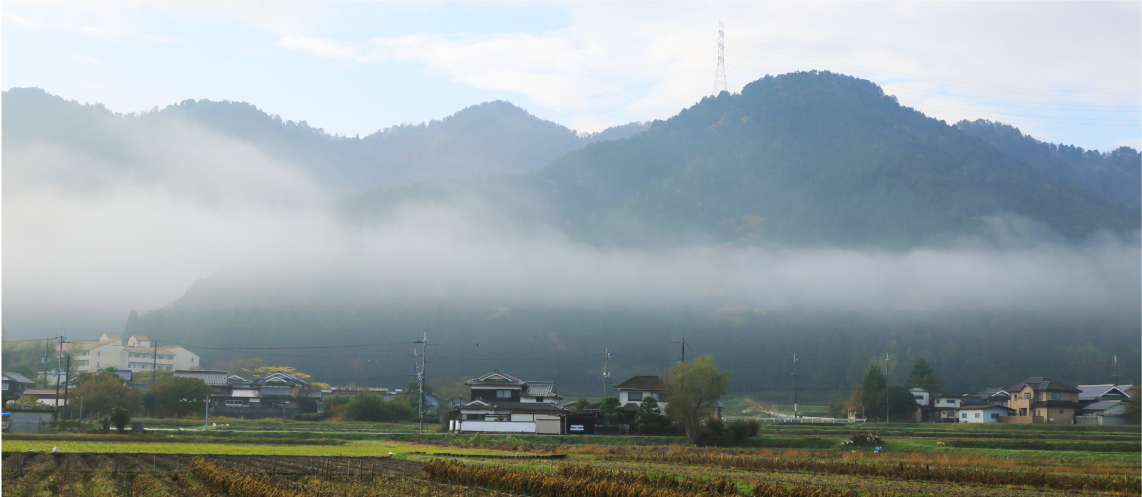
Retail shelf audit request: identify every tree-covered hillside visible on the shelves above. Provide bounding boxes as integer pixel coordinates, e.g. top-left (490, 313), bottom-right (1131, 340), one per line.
top-left (957, 119), bottom-right (1141, 207)
top-left (531, 71), bottom-right (1140, 247)
top-left (1, 88), bottom-right (648, 192)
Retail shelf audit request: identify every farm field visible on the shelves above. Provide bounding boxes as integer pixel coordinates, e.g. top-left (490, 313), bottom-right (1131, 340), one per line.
top-left (3, 422), bottom-right (1138, 496)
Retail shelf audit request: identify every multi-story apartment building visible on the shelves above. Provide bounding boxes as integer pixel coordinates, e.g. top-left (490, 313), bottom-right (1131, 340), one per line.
top-left (73, 333), bottom-right (199, 373)
top-left (1007, 377), bottom-right (1081, 424)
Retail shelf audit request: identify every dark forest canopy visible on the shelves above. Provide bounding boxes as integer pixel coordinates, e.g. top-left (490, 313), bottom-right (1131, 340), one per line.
top-left (350, 71), bottom-right (1139, 249)
top-left (107, 307), bottom-right (1140, 402)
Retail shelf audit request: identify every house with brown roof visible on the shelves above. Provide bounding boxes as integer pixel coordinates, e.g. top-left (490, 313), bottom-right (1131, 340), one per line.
top-left (1005, 377), bottom-right (1081, 424)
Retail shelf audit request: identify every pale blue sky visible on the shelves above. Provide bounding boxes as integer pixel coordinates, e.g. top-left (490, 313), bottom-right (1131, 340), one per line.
top-left (4, 1), bottom-right (1140, 150)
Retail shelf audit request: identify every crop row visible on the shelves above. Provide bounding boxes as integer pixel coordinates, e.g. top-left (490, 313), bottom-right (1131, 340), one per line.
top-left (426, 460), bottom-right (907, 497)
top-left (608, 453), bottom-right (1141, 494)
top-left (190, 457), bottom-right (320, 497)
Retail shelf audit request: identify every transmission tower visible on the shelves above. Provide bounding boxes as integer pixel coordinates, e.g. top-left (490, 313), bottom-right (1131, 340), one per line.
top-left (712, 21), bottom-right (727, 95)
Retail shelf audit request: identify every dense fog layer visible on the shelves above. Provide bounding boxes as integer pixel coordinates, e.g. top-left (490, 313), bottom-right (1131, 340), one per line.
top-left (4, 115), bottom-right (1139, 338)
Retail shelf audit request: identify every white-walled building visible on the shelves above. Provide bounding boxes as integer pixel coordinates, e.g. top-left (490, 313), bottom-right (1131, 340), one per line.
top-left (957, 404), bottom-right (1014, 423)
top-left (73, 333), bottom-right (199, 373)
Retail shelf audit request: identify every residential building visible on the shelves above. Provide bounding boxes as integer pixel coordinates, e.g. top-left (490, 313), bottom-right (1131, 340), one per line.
top-left (956, 404), bottom-right (1014, 423)
top-left (3, 372), bottom-right (36, 405)
top-left (614, 376), bottom-right (669, 411)
top-left (971, 388), bottom-right (1011, 407)
top-left (1077, 384), bottom-right (1133, 403)
top-left (174, 370), bottom-right (231, 407)
top-left (1006, 377), bottom-right (1081, 424)
top-left (255, 372), bottom-right (308, 409)
top-left (909, 387), bottom-right (931, 407)
top-left (932, 395), bottom-right (963, 422)
top-left (74, 333), bottom-right (199, 374)
top-left (1076, 384), bottom-right (1133, 426)
top-left (452, 370), bottom-right (569, 434)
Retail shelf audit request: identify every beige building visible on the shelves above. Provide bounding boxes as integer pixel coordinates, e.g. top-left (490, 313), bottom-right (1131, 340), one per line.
top-left (73, 333), bottom-right (199, 373)
top-left (1005, 377), bottom-right (1081, 424)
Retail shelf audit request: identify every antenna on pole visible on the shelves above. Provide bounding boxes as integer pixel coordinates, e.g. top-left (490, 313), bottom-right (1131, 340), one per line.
top-left (883, 353), bottom-right (890, 423)
top-left (713, 21), bottom-right (727, 95)
top-left (602, 348), bottom-right (612, 398)
top-left (1113, 355), bottom-right (1119, 387)
top-left (417, 332), bottom-right (427, 434)
top-left (669, 338), bottom-right (690, 363)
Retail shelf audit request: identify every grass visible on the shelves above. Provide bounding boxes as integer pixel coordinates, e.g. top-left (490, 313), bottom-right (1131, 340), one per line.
top-left (0, 439), bottom-right (505, 457)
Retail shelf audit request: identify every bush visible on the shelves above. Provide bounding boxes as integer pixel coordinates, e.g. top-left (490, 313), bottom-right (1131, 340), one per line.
top-left (293, 413), bottom-right (322, 421)
top-left (110, 407), bottom-right (131, 433)
top-left (344, 392), bottom-right (413, 422)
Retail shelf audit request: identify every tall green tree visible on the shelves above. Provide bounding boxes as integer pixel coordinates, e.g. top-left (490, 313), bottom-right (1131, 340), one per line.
top-left (68, 368), bottom-right (142, 419)
top-left (665, 355), bottom-right (731, 443)
top-left (859, 363), bottom-right (886, 420)
top-left (598, 396), bottom-right (623, 424)
top-left (907, 358), bottom-right (945, 394)
top-left (150, 376), bottom-right (211, 418)
top-left (873, 385), bottom-right (920, 422)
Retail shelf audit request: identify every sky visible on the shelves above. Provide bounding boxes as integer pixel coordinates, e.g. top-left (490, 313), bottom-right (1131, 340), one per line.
top-left (2, 1), bottom-right (1141, 341)
top-left (3, 1), bottom-right (1140, 151)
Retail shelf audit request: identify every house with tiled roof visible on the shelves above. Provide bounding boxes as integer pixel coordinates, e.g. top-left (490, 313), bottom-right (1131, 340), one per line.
top-left (2, 372), bottom-right (36, 405)
top-left (1006, 377), bottom-right (1081, 424)
top-left (452, 370), bottom-right (569, 434)
top-left (614, 375), bottom-right (669, 411)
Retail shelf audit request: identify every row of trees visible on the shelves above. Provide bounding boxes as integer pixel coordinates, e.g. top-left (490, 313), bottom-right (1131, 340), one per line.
top-left (831, 358), bottom-right (941, 421)
top-left (322, 381), bottom-right (430, 422)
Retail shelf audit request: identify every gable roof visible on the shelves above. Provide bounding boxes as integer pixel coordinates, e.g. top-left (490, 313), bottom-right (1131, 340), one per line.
top-left (1009, 377), bottom-right (1081, 393)
top-left (80, 341), bottom-right (120, 350)
top-left (522, 382), bottom-right (558, 398)
top-left (1078, 384), bottom-right (1134, 401)
top-left (174, 370), bottom-right (229, 387)
top-left (256, 372), bottom-right (309, 385)
top-left (465, 370), bottom-right (525, 386)
top-left (614, 376), bottom-right (667, 391)
top-left (3, 372), bottom-right (35, 385)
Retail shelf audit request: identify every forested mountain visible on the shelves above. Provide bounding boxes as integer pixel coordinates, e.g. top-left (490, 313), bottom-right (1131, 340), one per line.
top-left (1, 88), bottom-right (649, 192)
top-left (957, 119), bottom-right (1141, 207)
top-left (350, 71), bottom-right (1139, 248)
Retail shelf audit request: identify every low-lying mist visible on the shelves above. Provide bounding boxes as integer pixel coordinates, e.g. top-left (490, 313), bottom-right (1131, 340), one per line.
top-left (4, 114), bottom-right (1139, 338)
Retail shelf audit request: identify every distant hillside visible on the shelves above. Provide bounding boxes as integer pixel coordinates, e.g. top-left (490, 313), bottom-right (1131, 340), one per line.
top-left (957, 119), bottom-right (1141, 207)
top-left (353, 71), bottom-right (1140, 248)
top-left (1, 88), bottom-right (649, 192)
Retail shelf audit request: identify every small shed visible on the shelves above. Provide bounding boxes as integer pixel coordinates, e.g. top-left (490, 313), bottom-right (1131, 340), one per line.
top-left (7, 409), bottom-right (55, 433)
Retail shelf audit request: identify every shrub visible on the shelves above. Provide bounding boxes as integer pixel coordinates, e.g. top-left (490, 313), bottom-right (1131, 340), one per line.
top-left (110, 407), bottom-right (131, 433)
top-left (293, 413), bottom-right (322, 421)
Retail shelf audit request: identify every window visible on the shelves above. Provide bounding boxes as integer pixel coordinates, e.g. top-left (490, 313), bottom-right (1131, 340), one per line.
top-left (1023, 392), bottom-right (1031, 400)
top-left (961, 413), bottom-right (967, 418)
top-left (534, 397), bottom-right (544, 403)
top-left (991, 413), bottom-right (998, 419)
top-left (1036, 393), bottom-right (1044, 401)
top-left (1036, 409), bottom-right (1041, 417)
top-left (974, 413), bottom-right (980, 418)
top-left (914, 395), bottom-right (923, 400)
top-left (225, 400), bottom-right (244, 406)
top-left (1058, 409), bottom-right (1064, 414)
top-left (1019, 408), bottom-right (1027, 416)
top-left (1051, 392), bottom-right (1060, 400)
top-left (650, 392), bottom-right (660, 400)
top-left (629, 392), bottom-right (643, 401)
top-left (496, 390), bottom-right (511, 399)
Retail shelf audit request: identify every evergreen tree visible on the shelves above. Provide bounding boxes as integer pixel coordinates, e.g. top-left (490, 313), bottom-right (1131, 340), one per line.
top-left (907, 358), bottom-right (946, 393)
top-left (860, 363), bottom-right (886, 420)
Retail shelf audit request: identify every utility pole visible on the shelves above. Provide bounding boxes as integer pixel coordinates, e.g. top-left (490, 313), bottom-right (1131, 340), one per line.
top-left (602, 348), bottom-right (612, 398)
top-left (792, 353), bottom-right (799, 419)
top-left (713, 21), bottom-right (727, 95)
top-left (62, 354), bottom-right (72, 418)
top-left (152, 339), bottom-right (159, 386)
top-left (41, 338), bottom-right (51, 388)
top-left (205, 394), bottom-right (210, 430)
top-left (883, 353), bottom-right (890, 423)
top-left (54, 332), bottom-right (69, 414)
top-left (417, 332), bottom-right (427, 434)
top-left (670, 337), bottom-right (687, 363)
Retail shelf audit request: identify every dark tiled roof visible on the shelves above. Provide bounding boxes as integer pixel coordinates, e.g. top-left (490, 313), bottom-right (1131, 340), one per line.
top-left (958, 396), bottom-right (990, 407)
top-left (3, 372), bottom-right (35, 384)
top-left (461, 400), bottom-right (569, 413)
top-left (956, 404), bottom-right (1014, 411)
top-left (614, 376), bottom-right (667, 391)
top-left (1077, 384), bottom-right (1134, 401)
top-left (1009, 377), bottom-right (1081, 393)
top-left (174, 370), bottom-right (229, 387)
top-left (465, 370), bottom-right (525, 386)
top-left (522, 382), bottom-right (558, 397)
